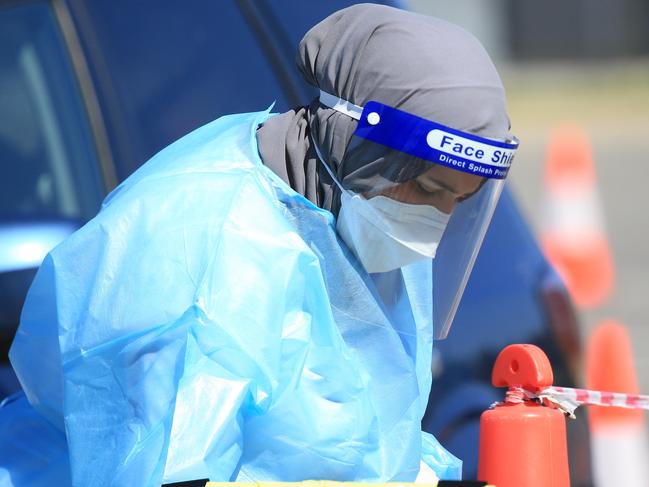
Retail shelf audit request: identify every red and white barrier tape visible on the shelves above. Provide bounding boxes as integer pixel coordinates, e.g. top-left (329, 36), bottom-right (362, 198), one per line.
top-left (499, 386), bottom-right (649, 419)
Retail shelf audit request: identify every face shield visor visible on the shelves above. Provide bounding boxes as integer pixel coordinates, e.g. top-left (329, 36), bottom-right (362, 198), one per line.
top-left (317, 91), bottom-right (519, 338)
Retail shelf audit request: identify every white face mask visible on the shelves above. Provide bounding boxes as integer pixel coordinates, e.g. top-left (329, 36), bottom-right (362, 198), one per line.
top-left (336, 191), bottom-right (450, 273)
top-left (311, 134), bottom-right (450, 273)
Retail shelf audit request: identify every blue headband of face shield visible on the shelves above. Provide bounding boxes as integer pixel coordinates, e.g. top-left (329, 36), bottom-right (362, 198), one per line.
top-left (318, 91), bottom-right (519, 339)
top-left (319, 90), bottom-right (519, 179)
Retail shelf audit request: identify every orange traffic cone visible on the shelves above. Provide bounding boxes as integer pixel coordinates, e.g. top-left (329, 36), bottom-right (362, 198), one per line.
top-left (541, 124), bottom-right (614, 310)
top-left (586, 320), bottom-right (649, 486)
top-left (478, 344), bottom-right (570, 487)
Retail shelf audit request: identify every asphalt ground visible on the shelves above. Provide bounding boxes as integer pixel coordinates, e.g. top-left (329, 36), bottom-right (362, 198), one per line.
top-left (501, 60), bottom-right (649, 393)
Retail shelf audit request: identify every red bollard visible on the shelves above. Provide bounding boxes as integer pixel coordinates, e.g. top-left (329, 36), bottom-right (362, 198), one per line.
top-left (477, 344), bottom-right (570, 487)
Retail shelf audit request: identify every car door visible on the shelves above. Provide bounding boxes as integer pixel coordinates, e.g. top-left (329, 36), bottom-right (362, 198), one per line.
top-left (0, 1), bottom-right (110, 376)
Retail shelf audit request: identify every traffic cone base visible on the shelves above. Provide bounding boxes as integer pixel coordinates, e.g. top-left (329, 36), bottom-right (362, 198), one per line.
top-left (542, 236), bottom-right (614, 310)
top-left (591, 426), bottom-right (649, 486)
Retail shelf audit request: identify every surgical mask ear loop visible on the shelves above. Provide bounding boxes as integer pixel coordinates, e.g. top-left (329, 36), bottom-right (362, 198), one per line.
top-left (310, 133), bottom-right (346, 195)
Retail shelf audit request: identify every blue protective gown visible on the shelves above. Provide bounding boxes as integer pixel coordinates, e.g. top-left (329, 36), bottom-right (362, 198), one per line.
top-left (1, 109), bottom-right (461, 486)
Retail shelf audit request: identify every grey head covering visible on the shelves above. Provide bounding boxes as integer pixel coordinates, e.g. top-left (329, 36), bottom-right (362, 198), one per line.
top-left (257, 3), bottom-right (511, 214)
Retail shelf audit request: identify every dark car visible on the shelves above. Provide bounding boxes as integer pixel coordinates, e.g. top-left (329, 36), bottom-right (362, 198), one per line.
top-left (0, 0), bottom-right (592, 483)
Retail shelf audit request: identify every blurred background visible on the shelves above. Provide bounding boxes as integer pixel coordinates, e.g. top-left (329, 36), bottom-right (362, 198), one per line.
top-left (410, 4), bottom-right (649, 483)
top-left (1, 0), bottom-right (648, 484)
top-left (411, 0), bottom-right (649, 392)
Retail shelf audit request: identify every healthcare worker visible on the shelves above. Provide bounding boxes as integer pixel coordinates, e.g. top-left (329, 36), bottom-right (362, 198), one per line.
top-left (0, 4), bottom-right (518, 486)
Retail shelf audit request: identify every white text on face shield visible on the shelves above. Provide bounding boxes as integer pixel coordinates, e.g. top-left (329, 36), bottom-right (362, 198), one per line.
top-left (438, 153), bottom-right (466, 169)
top-left (437, 154), bottom-right (507, 177)
top-left (426, 130), bottom-right (515, 168)
top-left (440, 135), bottom-right (485, 159)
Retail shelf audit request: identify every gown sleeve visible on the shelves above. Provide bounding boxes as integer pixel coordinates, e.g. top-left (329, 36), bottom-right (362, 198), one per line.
top-left (9, 148), bottom-right (328, 485)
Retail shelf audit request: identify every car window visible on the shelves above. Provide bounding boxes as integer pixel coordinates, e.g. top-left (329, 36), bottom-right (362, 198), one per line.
top-left (0, 2), bottom-right (104, 222)
top-left (68, 0), bottom-right (294, 180)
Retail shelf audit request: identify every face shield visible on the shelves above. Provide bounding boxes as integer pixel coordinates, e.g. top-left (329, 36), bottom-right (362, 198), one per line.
top-left (317, 91), bottom-right (519, 338)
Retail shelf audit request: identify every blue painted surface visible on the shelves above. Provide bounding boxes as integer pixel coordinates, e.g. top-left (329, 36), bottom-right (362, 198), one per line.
top-left (0, 221), bottom-right (79, 273)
